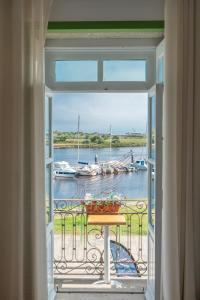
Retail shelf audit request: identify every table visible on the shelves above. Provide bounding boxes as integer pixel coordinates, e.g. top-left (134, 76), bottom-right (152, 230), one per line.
top-left (87, 214), bottom-right (126, 284)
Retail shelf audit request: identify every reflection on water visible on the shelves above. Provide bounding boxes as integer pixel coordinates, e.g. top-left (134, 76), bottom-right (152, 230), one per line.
top-left (53, 147), bottom-right (147, 200)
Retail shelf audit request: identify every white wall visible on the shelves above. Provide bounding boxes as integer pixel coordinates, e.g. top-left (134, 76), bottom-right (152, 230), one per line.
top-left (49, 0), bottom-right (164, 22)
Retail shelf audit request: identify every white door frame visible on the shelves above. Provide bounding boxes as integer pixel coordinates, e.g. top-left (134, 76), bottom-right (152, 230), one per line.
top-left (45, 90), bottom-right (56, 300)
top-left (145, 84), bottom-right (163, 300)
top-left (44, 43), bottom-right (164, 299)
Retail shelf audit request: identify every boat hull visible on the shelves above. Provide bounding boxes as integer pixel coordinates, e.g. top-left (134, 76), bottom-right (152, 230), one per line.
top-left (53, 171), bottom-right (76, 178)
top-left (55, 175), bottom-right (75, 179)
top-left (76, 171), bottom-right (97, 176)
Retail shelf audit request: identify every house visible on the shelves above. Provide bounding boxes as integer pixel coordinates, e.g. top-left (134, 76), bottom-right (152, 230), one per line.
top-left (0, 1), bottom-right (199, 300)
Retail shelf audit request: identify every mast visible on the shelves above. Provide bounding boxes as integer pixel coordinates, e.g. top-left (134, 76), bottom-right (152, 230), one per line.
top-left (109, 124), bottom-right (112, 154)
top-left (77, 114), bottom-right (80, 162)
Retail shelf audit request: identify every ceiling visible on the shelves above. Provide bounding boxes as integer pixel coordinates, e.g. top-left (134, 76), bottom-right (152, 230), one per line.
top-left (49, 0), bottom-right (164, 22)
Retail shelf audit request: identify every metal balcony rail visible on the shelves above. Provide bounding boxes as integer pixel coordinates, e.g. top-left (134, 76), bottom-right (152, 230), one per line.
top-left (53, 199), bottom-right (147, 278)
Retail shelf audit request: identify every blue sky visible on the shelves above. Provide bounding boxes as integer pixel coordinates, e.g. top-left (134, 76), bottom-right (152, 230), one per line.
top-left (55, 60), bottom-right (146, 82)
top-left (53, 60), bottom-right (147, 134)
top-left (53, 93), bottom-right (147, 134)
top-left (56, 61), bottom-right (98, 82)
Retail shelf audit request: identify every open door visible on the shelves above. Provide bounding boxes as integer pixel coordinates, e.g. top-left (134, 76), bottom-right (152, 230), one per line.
top-left (45, 91), bottom-right (55, 300)
top-left (145, 84), bottom-right (163, 300)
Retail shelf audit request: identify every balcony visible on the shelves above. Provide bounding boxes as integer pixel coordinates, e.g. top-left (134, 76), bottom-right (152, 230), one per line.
top-left (53, 199), bottom-right (147, 297)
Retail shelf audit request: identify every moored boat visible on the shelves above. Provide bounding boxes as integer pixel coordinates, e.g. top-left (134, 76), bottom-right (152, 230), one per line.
top-left (53, 161), bottom-right (77, 178)
top-left (130, 159), bottom-right (147, 171)
top-left (76, 164), bottom-right (100, 176)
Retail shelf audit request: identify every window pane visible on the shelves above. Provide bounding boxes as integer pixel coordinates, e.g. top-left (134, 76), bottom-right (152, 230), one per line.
top-left (150, 95), bottom-right (156, 159)
top-left (103, 60), bottom-right (146, 81)
top-left (45, 96), bottom-right (51, 159)
top-left (47, 231), bottom-right (54, 292)
top-left (55, 61), bottom-right (98, 82)
top-left (150, 164), bottom-right (155, 228)
top-left (157, 56), bottom-right (164, 83)
top-left (46, 164), bottom-right (52, 224)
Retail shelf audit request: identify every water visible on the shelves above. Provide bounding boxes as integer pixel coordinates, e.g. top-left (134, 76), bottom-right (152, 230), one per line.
top-left (53, 146), bottom-right (147, 200)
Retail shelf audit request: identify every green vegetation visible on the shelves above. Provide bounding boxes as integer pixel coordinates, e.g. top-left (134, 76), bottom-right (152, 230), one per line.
top-left (53, 201), bottom-right (148, 235)
top-left (53, 131), bottom-right (146, 148)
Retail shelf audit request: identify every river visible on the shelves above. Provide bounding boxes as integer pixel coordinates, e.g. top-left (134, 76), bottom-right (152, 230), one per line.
top-left (53, 146), bottom-right (147, 200)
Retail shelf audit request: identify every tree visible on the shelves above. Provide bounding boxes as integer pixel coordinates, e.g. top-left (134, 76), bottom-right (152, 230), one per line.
top-left (90, 135), bottom-right (103, 144)
top-left (112, 135), bottom-right (120, 146)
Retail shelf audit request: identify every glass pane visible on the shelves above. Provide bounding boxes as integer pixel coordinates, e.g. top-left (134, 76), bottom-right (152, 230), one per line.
top-left (45, 96), bottom-right (51, 159)
top-left (150, 95), bottom-right (156, 159)
top-left (150, 164), bottom-right (155, 228)
top-left (55, 60), bottom-right (98, 82)
top-left (47, 231), bottom-right (54, 293)
top-left (157, 56), bottom-right (164, 83)
top-left (103, 60), bottom-right (146, 81)
top-left (46, 164), bottom-right (52, 224)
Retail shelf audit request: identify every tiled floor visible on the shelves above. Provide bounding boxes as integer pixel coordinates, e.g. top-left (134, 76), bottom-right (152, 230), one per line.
top-left (55, 278), bottom-right (146, 300)
top-left (56, 293), bottom-right (145, 300)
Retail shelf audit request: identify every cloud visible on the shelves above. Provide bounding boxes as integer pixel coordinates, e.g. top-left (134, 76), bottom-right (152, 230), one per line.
top-left (53, 93), bottom-right (147, 134)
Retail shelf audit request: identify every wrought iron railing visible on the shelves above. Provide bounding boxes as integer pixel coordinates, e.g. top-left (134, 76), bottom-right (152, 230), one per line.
top-left (53, 199), bottom-right (148, 278)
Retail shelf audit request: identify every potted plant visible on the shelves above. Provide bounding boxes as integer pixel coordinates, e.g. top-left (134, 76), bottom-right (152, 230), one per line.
top-left (82, 194), bottom-right (122, 214)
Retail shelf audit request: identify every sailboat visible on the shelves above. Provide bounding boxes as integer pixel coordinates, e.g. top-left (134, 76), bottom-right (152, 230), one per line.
top-left (76, 163), bottom-right (100, 176)
top-left (75, 114), bottom-right (101, 176)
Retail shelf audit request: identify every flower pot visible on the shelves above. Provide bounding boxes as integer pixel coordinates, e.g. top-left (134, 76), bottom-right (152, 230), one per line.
top-left (84, 201), bottom-right (121, 214)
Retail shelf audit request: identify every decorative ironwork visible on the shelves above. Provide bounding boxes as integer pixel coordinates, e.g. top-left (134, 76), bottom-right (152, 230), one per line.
top-left (53, 199), bottom-right (148, 277)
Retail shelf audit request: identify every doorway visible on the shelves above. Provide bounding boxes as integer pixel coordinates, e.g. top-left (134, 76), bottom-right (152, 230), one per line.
top-left (53, 92), bottom-right (148, 286)
top-left (45, 42), bottom-right (164, 299)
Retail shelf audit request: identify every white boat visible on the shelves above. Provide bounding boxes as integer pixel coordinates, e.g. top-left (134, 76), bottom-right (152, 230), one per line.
top-left (130, 159), bottom-right (147, 171)
top-left (76, 164), bottom-right (100, 176)
top-left (75, 116), bottom-right (100, 176)
top-left (53, 161), bottom-right (76, 178)
top-left (108, 160), bottom-right (130, 173)
top-left (101, 162), bottom-right (114, 175)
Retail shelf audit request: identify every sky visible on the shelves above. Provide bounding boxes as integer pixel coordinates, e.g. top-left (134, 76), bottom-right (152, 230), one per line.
top-left (53, 60), bottom-right (147, 134)
top-left (53, 93), bottom-right (147, 135)
top-left (55, 60), bottom-right (146, 82)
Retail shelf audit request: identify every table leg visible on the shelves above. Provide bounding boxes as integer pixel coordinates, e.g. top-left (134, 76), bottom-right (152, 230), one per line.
top-left (104, 225), bottom-right (110, 284)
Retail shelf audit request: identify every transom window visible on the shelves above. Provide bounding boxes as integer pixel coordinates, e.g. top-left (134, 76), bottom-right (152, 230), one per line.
top-left (55, 60), bottom-right (98, 82)
top-left (103, 60), bottom-right (146, 81)
top-left (45, 48), bottom-right (155, 91)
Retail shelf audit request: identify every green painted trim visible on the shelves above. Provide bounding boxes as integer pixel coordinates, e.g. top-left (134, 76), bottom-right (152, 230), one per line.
top-left (48, 21), bottom-right (164, 33)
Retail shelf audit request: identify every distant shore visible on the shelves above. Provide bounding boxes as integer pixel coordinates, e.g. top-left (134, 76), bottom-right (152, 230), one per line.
top-left (53, 131), bottom-right (146, 149)
top-left (53, 143), bottom-right (146, 149)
